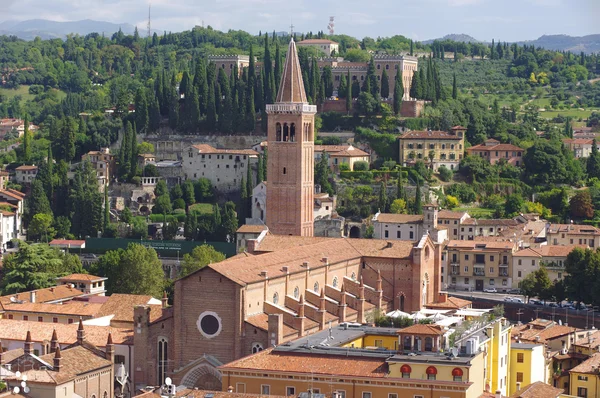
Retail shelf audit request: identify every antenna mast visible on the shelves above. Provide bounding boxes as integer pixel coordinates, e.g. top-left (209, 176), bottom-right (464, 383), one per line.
top-left (147, 2), bottom-right (152, 38)
top-left (327, 16), bottom-right (335, 35)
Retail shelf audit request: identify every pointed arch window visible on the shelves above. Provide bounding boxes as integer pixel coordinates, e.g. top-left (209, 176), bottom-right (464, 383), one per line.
top-left (157, 337), bottom-right (168, 385)
top-left (276, 123), bottom-right (282, 141)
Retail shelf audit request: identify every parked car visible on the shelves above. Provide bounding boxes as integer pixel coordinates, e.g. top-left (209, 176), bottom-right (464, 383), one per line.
top-left (512, 297), bottom-right (524, 303)
top-left (508, 288), bottom-right (521, 294)
top-left (484, 288), bottom-right (497, 293)
top-left (548, 302), bottom-right (559, 307)
top-left (529, 299), bottom-right (541, 305)
top-left (503, 297), bottom-right (513, 302)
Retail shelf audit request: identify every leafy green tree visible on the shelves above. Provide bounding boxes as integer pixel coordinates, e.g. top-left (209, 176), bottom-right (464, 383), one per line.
top-left (93, 244), bottom-right (164, 297)
top-left (220, 201), bottom-right (238, 241)
top-left (257, 154), bottom-right (265, 183)
top-left (587, 139), bottom-right (600, 178)
top-left (390, 199), bottom-right (406, 214)
top-left (180, 245), bottom-right (226, 277)
top-left (504, 194), bottom-right (524, 217)
top-left (0, 243), bottom-right (83, 295)
top-left (155, 180), bottom-right (168, 196)
top-left (120, 206), bottom-right (133, 224)
top-left (452, 73), bottom-right (458, 100)
top-left (315, 152), bottom-right (333, 195)
top-left (53, 216), bottom-right (71, 238)
top-left (564, 248), bottom-right (600, 305)
top-left (438, 165), bottom-right (453, 182)
top-left (28, 213), bottom-right (55, 242)
top-left (182, 181), bottom-right (196, 206)
top-left (170, 184), bottom-right (183, 201)
top-left (338, 73), bottom-right (347, 99)
top-left (357, 92), bottom-right (377, 117)
top-left (409, 68), bottom-right (420, 99)
top-left (153, 194), bottom-right (172, 214)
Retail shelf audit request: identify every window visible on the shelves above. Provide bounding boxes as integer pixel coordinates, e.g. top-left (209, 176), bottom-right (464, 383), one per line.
top-left (53, 317), bottom-right (58, 323)
top-left (236, 383), bottom-right (246, 393)
top-left (7, 314), bottom-right (12, 319)
top-left (385, 230), bottom-right (389, 238)
top-left (273, 292), bottom-right (279, 304)
top-left (332, 277), bottom-right (339, 288)
top-left (490, 279), bottom-right (495, 285)
top-left (397, 231), bottom-right (401, 238)
top-left (577, 387), bottom-right (587, 397)
top-left (400, 364), bottom-right (411, 378)
top-left (388, 395), bottom-right (397, 398)
top-left (286, 387), bottom-right (296, 396)
top-left (489, 267), bottom-right (494, 273)
top-left (517, 353), bottom-right (524, 363)
top-left (518, 271), bottom-right (522, 277)
top-left (68, 318), bottom-right (73, 324)
top-left (157, 337), bottom-right (168, 385)
top-left (261, 386), bottom-right (271, 395)
top-left (294, 286), bottom-right (300, 299)
top-left (531, 260), bottom-right (535, 266)
top-left (252, 342), bottom-right (264, 353)
top-left (314, 282), bottom-right (319, 292)
top-left (115, 355), bottom-right (126, 364)
top-left (426, 366), bottom-right (437, 380)
top-left (465, 254), bottom-right (469, 260)
top-left (516, 372), bottom-right (523, 382)
top-left (335, 391), bottom-right (346, 398)
top-left (578, 375), bottom-right (588, 381)
top-left (283, 167), bottom-right (286, 175)
top-left (464, 266), bottom-right (469, 272)
top-left (362, 393), bottom-right (372, 398)
top-left (23, 315), bottom-right (28, 321)
top-left (374, 339), bottom-right (383, 348)
top-left (490, 256), bottom-right (494, 262)
top-left (409, 231), bottom-right (414, 239)
top-left (452, 368), bottom-right (463, 382)
top-left (464, 278), bottom-right (469, 284)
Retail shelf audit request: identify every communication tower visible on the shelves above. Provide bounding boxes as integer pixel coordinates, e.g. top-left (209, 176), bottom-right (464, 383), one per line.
top-left (327, 16), bottom-right (335, 35)
top-left (147, 3), bottom-right (152, 38)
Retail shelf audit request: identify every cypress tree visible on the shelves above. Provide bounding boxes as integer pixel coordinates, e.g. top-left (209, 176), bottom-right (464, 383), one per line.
top-left (168, 76), bottom-right (179, 130)
top-left (397, 171), bottom-right (406, 202)
top-left (179, 71), bottom-right (190, 98)
top-left (262, 148), bottom-right (268, 182)
top-left (418, 68), bottom-right (427, 100)
top-left (409, 69), bottom-right (420, 99)
top-left (119, 122), bottom-right (131, 178)
top-left (393, 70), bottom-right (403, 115)
top-left (246, 163), bottom-right (253, 201)
top-left (103, 185), bottom-right (110, 232)
top-left (239, 176), bottom-right (248, 224)
top-left (274, 40), bottom-right (282, 93)
top-left (130, 122), bottom-right (138, 179)
top-left (338, 73), bottom-right (347, 99)
top-left (414, 182), bottom-right (422, 215)
top-left (257, 154), bottom-right (265, 183)
top-left (452, 73), bottom-right (458, 100)
top-left (186, 85), bottom-right (200, 133)
top-left (206, 81), bottom-right (217, 131)
top-left (381, 69), bottom-right (390, 99)
top-left (263, 34), bottom-right (273, 104)
top-left (410, 40), bottom-right (414, 56)
top-left (22, 115), bottom-right (31, 163)
top-left (245, 82), bottom-right (255, 132)
top-left (378, 181), bottom-right (388, 213)
top-left (346, 71), bottom-right (352, 112)
top-left (248, 45), bottom-right (256, 85)
top-left (193, 58), bottom-right (208, 115)
top-left (311, 58), bottom-right (319, 104)
top-left (135, 88), bottom-right (149, 133)
top-left (323, 66), bottom-right (334, 98)
top-left (149, 96), bottom-right (160, 132)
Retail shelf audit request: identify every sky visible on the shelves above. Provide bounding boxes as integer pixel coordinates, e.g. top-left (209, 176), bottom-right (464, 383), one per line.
top-left (2, 0), bottom-right (599, 42)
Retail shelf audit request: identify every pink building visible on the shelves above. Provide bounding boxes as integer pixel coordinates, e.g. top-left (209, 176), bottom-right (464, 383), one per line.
top-left (467, 139), bottom-right (524, 166)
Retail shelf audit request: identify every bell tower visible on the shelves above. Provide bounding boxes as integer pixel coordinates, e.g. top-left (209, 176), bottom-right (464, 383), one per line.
top-left (265, 39), bottom-right (316, 236)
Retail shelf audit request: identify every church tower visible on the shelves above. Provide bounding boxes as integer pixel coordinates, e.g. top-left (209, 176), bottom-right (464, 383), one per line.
top-left (265, 39), bottom-right (316, 236)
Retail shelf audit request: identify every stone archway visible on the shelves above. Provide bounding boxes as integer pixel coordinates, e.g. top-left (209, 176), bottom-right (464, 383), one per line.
top-left (349, 226), bottom-right (361, 238)
top-left (181, 363), bottom-right (222, 390)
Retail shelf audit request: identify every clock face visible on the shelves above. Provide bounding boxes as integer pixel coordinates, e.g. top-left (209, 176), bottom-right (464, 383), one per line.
top-left (197, 311), bottom-right (222, 339)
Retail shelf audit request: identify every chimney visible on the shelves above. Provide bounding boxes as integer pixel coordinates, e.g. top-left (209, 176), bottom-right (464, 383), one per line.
top-left (294, 295), bottom-right (306, 336)
top-left (322, 257), bottom-right (329, 265)
top-left (30, 290), bottom-right (36, 303)
top-left (162, 291), bottom-right (168, 309)
top-left (302, 261), bottom-right (310, 269)
top-left (282, 266), bottom-right (289, 274)
top-left (228, 386), bottom-right (234, 393)
top-left (439, 292), bottom-right (448, 303)
top-left (376, 270), bottom-right (383, 292)
top-left (386, 241), bottom-right (393, 248)
top-left (260, 271), bottom-right (268, 278)
top-left (495, 390), bottom-right (502, 398)
top-left (357, 277), bottom-right (366, 323)
top-left (247, 239), bottom-right (257, 254)
top-left (105, 333), bottom-right (115, 363)
top-left (516, 382), bottom-right (521, 391)
top-left (50, 329), bottom-right (58, 353)
top-left (53, 346), bottom-right (62, 371)
top-left (24, 330), bottom-right (33, 355)
top-left (338, 284), bottom-right (347, 323)
top-left (318, 289), bottom-right (327, 330)
top-left (77, 318), bottom-right (85, 345)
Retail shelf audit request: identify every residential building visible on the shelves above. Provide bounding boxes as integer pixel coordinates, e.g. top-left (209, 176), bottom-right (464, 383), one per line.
top-left (0, 170), bottom-right (9, 189)
top-left (445, 239), bottom-right (517, 292)
top-left (314, 144), bottom-right (370, 172)
top-left (372, 205), bottom-right (448, 244)
top-left (512, 245), bottom-right (584, 288)
top-left (546, 224), bottom-right (600, 248)
top-left (459, 219), bottom-right (520, 240)
top-left (56, 273), bottom-right (107, 295)
top-left (399, 127), bottom-right (465, 170)
top-left (132, 232), bottom-right (441, 391)
top-left (219, 319), bottom-right (511, 397)
top-left (562, 138), bottom-right (599, 159)
top-left (438, 210), bottom-right (471, 240)
top-left (82, 147), bottom-right (116, 188)
top-left (0, 118), bottom-right (37, 138)
top-left (138, 153), bottom-right (156, 168)
top-left (207, 55), bottom-right (251, 77)
top-left (509, 343), bottom-right (546, 395)
top-left (467, 139), bottom-right (524, 166)
top-left (569, 352), bottom-right (600, 398)
top-left (426, 292), bottom-right (472, 310)
top-left (181, 144), bottom-right (258, 193)
top-left (265, 38), bottom-right (316, 237)
top-left (250, 181), bottom-right (267, 223)
top-left (297, 38), bottom-right (339, 56)
top-left (14, 165), bottom-right (38, 184)
top-left (1, 321), bottom-right (119, 398)
top-left (235, 224), bottom-right (267, 253)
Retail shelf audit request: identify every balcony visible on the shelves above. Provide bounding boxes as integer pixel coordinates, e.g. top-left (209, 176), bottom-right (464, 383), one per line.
top-left (473, 267), bottom-right (485, 277)
top-left (450, 267), bottom-right (460, 276)
top-left (499, 267), bottom-right (509, 277)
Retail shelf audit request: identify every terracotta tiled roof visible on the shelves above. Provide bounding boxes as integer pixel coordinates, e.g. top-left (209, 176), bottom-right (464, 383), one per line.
top-left (512, 323), bottom-right (577, 343)
top-left (562, 138), bottom-right (594, 145)
top-left (398, 323), bottom-right (445, 336)
top-left (6, 188), bottom-right (25, 198)
top-left (206, 237), bottom-right (415, 285)
top-left (314, 144), bottom-right (369, 157)
top-left (15, 165), bottom-right (38, 171)
top-left (534, 245), bottom-right (586, 257)
top-left (276, 39), bottom-right (308, 103)
top-left (236, 224), bottom-right (268, 234)
top-left (468, 143), bottom-right (524, 152)
top-left (96, 293), bottom-right (162, 323)
top-left (427, 296), bottom-right (472, 309)
top-left (190, 144), bottom-right (258, 156)
top-left (513, 248), bottom-right (542, 258)
top-left (0, 285), bottom-right (85, 309)
top-left (0, 347), bottom-right (24, 363)
top-left (56, 273), bottom-right (104, 282)
top-left (573, 330), bottom-right (600, 349)
top-left (298, 39), bottom-right (338, 45)
top-left (547, 223), bottom-right (600, 235)
top-left (1, 210), bottom-right (14, 216)
top-left (446, 240), bottom-right (516, 250)
top-left (245, 313), bottom-right (298, 339)
top-left (174, 390), bottom-right (290, 398)
top-left (0, 189), bottom-right (24, 201)
top-left (0, 319), bottom-right (133, 346)
top-left (570, 352), bottom-right (600, 374)
top-left (437, 210), bottom-right (467, 220)
top-left (11, 345), bottom-right (112, 384)
top-left (252, 234), bottom-right (331, 252)
top-left (49, 240), bottom-right (86, 248)
top-left (219, 347), bottom-right (388, 378)
top-left (375, 214), bottom-right (423, 224)
top-left (400, 130), bottom-right (462, 140)
top-left (2, 301), bottom-right (104, 316)
top-left (461, 218), bottom-right (519, 227)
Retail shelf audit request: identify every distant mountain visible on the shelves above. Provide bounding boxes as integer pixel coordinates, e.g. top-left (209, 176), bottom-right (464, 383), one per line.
top-left (422, 34), bottom-right (480, 44)
top-left (0, 19), bottom-right (138, 40)
top-left (516, 34), bottom-right (600, 54)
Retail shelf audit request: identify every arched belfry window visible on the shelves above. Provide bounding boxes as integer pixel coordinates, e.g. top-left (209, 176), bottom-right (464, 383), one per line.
top-left (283, 123), bottom-right (289, 142)
top-left (157, 337), bottom-right (168, 385)
top-left (290, 123), bottom-right (296, 142)
top-left (276, 123), bottom-right (282, 141)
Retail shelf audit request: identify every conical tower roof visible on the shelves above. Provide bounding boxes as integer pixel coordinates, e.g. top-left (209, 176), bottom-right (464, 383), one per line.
top-left (276, 39), bottom-right (308, 104)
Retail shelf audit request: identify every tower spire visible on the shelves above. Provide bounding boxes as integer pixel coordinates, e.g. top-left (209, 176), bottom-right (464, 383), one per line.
top-left (276, 39), bottom-right (308, 104)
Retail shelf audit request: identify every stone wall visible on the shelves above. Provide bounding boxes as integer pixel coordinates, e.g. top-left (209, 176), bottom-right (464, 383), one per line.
top-left (318, 100), bottom-right (424, 118)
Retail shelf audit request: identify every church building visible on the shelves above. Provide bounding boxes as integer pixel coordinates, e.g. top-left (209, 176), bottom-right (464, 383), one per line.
top-left (131, 39), bottom-right (444, 393)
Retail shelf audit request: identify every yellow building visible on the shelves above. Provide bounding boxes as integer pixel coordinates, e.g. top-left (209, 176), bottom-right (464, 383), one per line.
top-left (399, 126), bottom-right (465, 171)
top-left (569, 352), bottom-right (600, 398)
top-left (509, 343), bottom-right (547, 395)
top-left (546, 224), bottom-right (600, 248)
